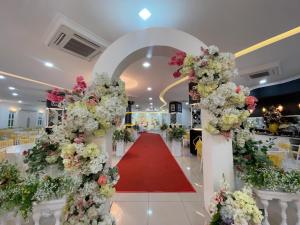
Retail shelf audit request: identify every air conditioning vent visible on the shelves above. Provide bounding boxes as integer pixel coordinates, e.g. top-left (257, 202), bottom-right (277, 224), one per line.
top-left (48, 25), bottom-right (105, 61)
top-left (249, 71), bottom-right (270, 79)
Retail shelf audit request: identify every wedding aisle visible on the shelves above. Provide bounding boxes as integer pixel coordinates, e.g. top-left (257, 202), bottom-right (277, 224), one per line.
top-left (115, 133), bottom-right (195, 192)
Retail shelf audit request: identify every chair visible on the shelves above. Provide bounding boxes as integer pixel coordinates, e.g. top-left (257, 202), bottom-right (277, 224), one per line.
top-left (267, 151), bottom-right (286, 168)
top-left (193, 136), bottom-right (203, 172)
top-left (0, 139), bottom-right (14, 149)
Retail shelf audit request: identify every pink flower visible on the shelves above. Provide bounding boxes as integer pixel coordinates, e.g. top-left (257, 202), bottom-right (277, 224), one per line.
top-left (22, 150), bottom-right (28, 156)
top-left (47, 88), bottom-right (65, 103)
top-left (168, 51), bottom-right (186, 66)
top-left (173, 69), bottom-right (182, 78)
top-left (235, 86), bottom-right (241, 93)
top-left (97, 175), bottom-right (107, 186)
top-left (72, 75), bottom-right (87, 94)
top-left (245, 96), bottom-right (258, 110)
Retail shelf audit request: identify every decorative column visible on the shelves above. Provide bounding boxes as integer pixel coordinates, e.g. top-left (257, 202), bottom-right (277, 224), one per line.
top-left (201, 109), bottom-right (235, 210)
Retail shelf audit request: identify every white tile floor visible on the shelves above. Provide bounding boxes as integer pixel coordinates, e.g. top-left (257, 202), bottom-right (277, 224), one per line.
top-left (110, 138), bottom-right (210, 225)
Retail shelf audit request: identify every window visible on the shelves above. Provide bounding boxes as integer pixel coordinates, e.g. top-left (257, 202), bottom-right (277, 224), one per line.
top-left (8, 111), bottom-right (15, 128)
top-left (37, 113), bottom-right (43, 127)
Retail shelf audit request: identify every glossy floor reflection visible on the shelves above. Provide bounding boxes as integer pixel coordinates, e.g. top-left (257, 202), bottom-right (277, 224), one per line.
top-left (111, 140), bottom-right (209, 225)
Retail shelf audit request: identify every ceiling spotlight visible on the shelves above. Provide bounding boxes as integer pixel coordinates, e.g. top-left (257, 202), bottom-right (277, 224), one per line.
top-left (150, 102), bottom-right (153, 105)
top-left (185, 102), bottom-right (189, 105)
top-left (8, 86), bottom-right (15, 90)
top-left (139, 8), bottom-right (151, 20)
top-left (136, 104), bottom-right (139, 108)
top-left (259, 79), bottom-right (267, 84)
top-left (147, 87), bottom-right (152, 91)
top-left (277, 105), bottom-right (283, 112)
top-left (12, 93), bottom-right (18, 96)
top-left (44, 62), bottom-right (54, 68)
top-left (18, 100), bottom-right (22, 103)
top-left (0, 75), bottom-right (5, 79)
top-left (149, 97), bottom-right (152, 101)
top-left (143, 62), bottom-right (151, 68)
top-left (262, 107), bottom-right (267, 113)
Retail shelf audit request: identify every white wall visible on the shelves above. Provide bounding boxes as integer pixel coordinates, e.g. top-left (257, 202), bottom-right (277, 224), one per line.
top-left (0, 102), bottom-right (46, 129)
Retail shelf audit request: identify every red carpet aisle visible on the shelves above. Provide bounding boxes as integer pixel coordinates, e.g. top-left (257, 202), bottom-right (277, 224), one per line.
top-left (115, 133), bottom-right (195, 192)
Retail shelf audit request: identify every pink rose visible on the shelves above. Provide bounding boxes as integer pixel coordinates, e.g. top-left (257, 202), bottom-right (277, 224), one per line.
top-left (97, 175), bottom-right (107, 186)
top-left (245, 96), bottom-right (258, 110)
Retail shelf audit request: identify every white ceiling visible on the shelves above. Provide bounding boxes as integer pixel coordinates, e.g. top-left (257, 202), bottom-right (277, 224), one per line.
top-left (0, 0), bottom-right (299, 109)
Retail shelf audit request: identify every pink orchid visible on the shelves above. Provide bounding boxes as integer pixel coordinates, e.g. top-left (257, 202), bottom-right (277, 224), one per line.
top-left (173, 69), bottom-right (182, 78)
top-left (72, 75), bottom-right (87, 94)
top-left (168, 51), bottom-right (187, 66)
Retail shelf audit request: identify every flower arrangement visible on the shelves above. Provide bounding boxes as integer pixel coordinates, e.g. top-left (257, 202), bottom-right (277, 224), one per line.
top-left (209, 180), bottom-right (263, 225)
top-left (113, 128), bottom-right (133, 143)
top-left (168, 126), bottom-right (186, 141)
top-left (0, 161), bottom-right (73, 218)
top-left (160, 123), bottom-right (168, 131)
top-left (233, 129), bottom-right (273, 172)
top-left (45, 74), bottom-right (127, 225)
top-left (169, 46), bottom-right (257, 136)
top-left (263, 106), bottom-right (282, 125)
top-left (23, 131), bottom-right (64, 173)
top-left (242, 166), bottom-right (300, 193)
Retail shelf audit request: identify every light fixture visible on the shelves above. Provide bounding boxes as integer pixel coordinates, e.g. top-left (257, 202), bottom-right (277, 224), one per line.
top-left (12, 93), bottom-right (18, 96)
top-left (249, 109), bottom-right (254, 114)
top-left (44, 62), bottom-right (54, 68)
top-left (8, 86), bottom-right (15, 90)
top-left (139, 8), bottom-right (151, 20)
top-left (18, 100), bottom-right (22, 103)
top-left (149, 97), bottom-right (152, 101)
top-left (185, 102), bottom-right (189, 105)
top-left (147, 209), bottom-right (153, 215)
top-left (150, 102), bottom-right (153, 105)
top-left (147, 87), bottom-right (152, 91)
top-left (298, 103), bottom-right (300, 109)
top-left (262, 107), bottom-right (267, 113)
top-left (143, 62), bottom-right (151, 68)
top-left (277, 105), bottom-right (283, 112)
top-left (259, 79), bottom-right (267, 84)
top-left (186, 166), bottom-right (191, 170)
top-left (0, 75), bottom-right (5, 79)
top-left (136, 104), bottom-right (139, 108)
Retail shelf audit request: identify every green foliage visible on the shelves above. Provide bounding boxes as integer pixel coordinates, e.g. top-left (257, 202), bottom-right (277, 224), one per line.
top-left (210, 211), bottom-right (222, 225)
top-left (242, 166), bottom-right (300, 193)
top-left (168, 126), bottom-right (186, 141)
top-left (113, 128), bottom-right (133, 143)
top-left (160, 123), bottom-right (168, 131)
top-left (0, 161), bottom-right (73, 218)
top-left (23, 135), bottom-right (63, 173)
top-left (233, 138), bottom-right (273, 172)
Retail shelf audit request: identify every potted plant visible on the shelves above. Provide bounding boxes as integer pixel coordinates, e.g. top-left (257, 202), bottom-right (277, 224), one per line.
top-left (168, 126), bottom-right (186, 156)
top-left (263, 106), bottom-right (282, 134)
top-left (160, 123), bottom-right (168, 139)
top-left (113, 128), bottom-right (133, 157)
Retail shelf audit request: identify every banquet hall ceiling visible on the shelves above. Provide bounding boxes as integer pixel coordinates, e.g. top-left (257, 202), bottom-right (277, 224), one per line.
top-left (0, 0), bottom-right (299, 108)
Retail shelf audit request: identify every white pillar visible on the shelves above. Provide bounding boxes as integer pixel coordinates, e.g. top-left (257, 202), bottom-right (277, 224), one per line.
top-left (201, 109), bottom-right (234, 210)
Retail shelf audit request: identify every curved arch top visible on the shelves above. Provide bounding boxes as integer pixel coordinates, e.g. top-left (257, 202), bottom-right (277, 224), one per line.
top-left (93, 27), bottom-right (207, 79)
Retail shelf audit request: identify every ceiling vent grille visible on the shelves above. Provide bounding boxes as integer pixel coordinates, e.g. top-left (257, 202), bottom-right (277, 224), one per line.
top-left (48, 25), bottom-right (105, 61)
top-left (248, 65), bottom-right (281, 80)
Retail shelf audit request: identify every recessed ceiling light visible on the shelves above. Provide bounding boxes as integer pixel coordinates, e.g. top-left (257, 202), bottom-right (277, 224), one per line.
top-left (0, 75), bottom-right (5, 79)
top-left (147, 87), bottom-right (152, 91)
top-left (12, 93), bottom-right (18, 96)
top-left (149, 97), bottom-right (152, 101)
top-left (139, 8), bottom-right (151, 20)
top-left (150, 102), bottom-right (153, 105)
top-left (143, 62), bottom-right (151, 68)
top-left (44, 62), bottom-right (54, 68)
top-left (259, 79), bottom-right (267, 84)
top-left (136, 104), bottom-right (139, 108)
top-left (185, 102), bottom-right (189, 105)
top-left (18, 100), bottom-right (22, 103)
top-left (8, 86), bottom-right (15, 90)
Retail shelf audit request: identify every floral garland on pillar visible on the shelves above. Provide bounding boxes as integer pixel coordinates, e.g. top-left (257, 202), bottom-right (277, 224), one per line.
top-left (169, 46), bottom-right (257, 137)
top-left (47, 74), bottom-right (127, 225)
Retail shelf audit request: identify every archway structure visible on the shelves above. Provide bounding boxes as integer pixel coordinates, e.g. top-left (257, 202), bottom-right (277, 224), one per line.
top-left (93, 27), bottom-right (234, 211)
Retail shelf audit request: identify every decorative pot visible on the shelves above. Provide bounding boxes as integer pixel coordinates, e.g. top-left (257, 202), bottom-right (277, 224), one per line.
top-left (268, 123), bottom-right (279, 134)
top-left (116, 141), bottom-right (125, 157)
top-left (171, 140), bottom-right (182, 156)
